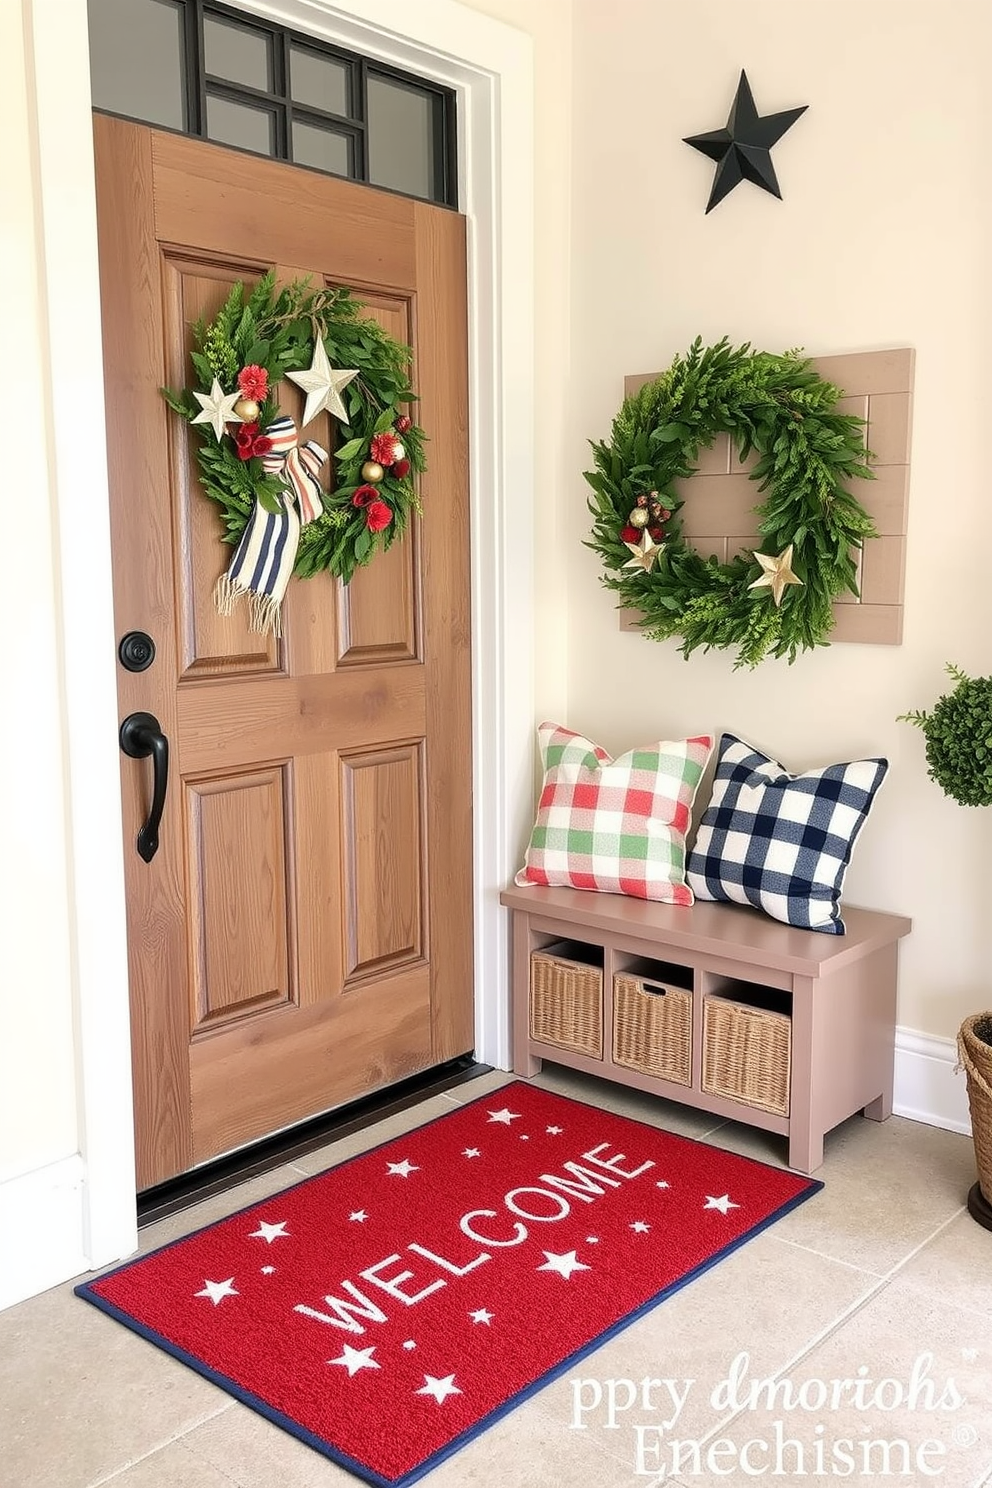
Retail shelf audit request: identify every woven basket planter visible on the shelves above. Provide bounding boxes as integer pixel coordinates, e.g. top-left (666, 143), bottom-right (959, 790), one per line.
top-left (958, 1013), bottom-right (992, 1202)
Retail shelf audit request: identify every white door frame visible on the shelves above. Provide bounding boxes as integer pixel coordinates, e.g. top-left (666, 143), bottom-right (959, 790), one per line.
top-left (30, 0), bottom-right (534, 1270)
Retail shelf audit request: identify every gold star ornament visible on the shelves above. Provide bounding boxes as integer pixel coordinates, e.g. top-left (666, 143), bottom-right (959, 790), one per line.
top-left (623, 531), bottom-right (665, 574)
top-left (191, 378), bottom-right (245, 442)
top-left (286, 339), bottom-right (359, 428)
top-left (748, 544), bottom-right (804, 606)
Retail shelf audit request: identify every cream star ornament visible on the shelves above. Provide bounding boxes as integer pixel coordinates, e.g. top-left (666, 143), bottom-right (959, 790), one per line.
top-left (748, 543), bottom-right (804, 607)
top-left (623, 530), bottom-right (665, 574)
top-left (286, 338), bottom-right (359, 427)
top-left (191, 378), bottom-right (245, 442)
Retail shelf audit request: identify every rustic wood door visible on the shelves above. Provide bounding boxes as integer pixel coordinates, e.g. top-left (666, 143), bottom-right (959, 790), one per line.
top-left (93, 114), bottom-right (474, 1191)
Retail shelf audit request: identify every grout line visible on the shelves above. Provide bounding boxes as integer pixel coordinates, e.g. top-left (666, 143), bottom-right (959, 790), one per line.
top-left (765, 1232), bottom-right (886, 1278)
top-left (86, 1403), bottom-right (234, 1486)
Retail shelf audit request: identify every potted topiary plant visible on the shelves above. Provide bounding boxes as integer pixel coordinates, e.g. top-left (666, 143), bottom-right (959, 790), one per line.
top-left (900, 664), bottom-right (992, 1230)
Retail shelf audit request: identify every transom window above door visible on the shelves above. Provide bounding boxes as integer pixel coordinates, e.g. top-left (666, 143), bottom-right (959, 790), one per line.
top-left (86, 0), bottom-right (457, 207)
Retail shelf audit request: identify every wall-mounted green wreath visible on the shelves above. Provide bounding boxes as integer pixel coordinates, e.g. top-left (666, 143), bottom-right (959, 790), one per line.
top-left (585, 338), bottom-right (876, 668)
top-left (163, 271), bottom-right (425, 635)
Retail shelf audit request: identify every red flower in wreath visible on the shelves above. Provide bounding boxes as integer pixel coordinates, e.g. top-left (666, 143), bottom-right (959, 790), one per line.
top-left (649, 525), bottom-right (666, 542)
top-left (237, 364), bottom-right (269, 402)
top-left (620, 525), bottom-right (640, 544)
top-left (235, 422), bottom-right (273, 461)
top-left (392, 458), bottom-right (411, 479)
top-left (370, 432), bottom-right (401, 467)
top-left (395, 414), bottom-right (412, 434)
top-left (352, 484), bottom-right (379, 507)
top-left (366, 500), bottom-right (393, 533)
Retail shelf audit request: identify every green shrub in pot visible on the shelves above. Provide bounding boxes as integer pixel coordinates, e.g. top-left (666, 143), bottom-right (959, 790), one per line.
top-left (898, 664), bottom-right (992, 806)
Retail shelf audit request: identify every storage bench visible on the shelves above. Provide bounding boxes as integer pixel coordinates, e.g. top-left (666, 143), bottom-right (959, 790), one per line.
top-left (499, 884), bottom-right (912, 1174)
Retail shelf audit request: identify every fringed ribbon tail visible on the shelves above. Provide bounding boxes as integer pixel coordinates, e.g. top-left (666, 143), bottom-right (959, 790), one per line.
top-left (214, 417), bottom-right (329, 637)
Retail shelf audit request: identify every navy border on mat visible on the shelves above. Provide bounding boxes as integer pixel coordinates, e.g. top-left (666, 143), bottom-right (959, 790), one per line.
top-left (75, 1080), bottom-right (823, 1488)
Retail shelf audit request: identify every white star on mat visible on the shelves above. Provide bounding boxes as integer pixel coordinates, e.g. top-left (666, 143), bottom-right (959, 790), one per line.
top-left (195, 1277), bottom-right (238, 1305)
top-left (537, 1250), bottom-right (590, 1280)
top-left (387, 1159), bottom-right (419, 1178)
top-left (191, 378), bottom-right (244, 441)
top-left (704, 1194), bottom-right (740, 1215)
top-left (349, 1210), bottom-right (368, 1223)
top-left (463, 1148), bottom-right (481, 1159)
top-left (656, 1181), bottom-right (670, 1190)
top-left (329, 1344), bottom-right (380, 1377)
top-left (586, 1236), bottom-right (600, 1245)
top-left (260, 1266), bottom-right (276, 1276)
top-left (546, 1125), bottom-right (563, 1135)
top-left (404, 1340), bottom-right (417, 1350)
top-left (520, 1134), bottom-right (530, 1141)
top-left (630, 1221), bottom-right (650, 1234)
top-left (249, 1220), bottom-right (289, 1244)
top-left (469, 1308), bottom-right (494, 1325)
top-left (417, 1374), bottom-right (462, 1403)
top-left (488, 1108), bottom-right (521, 1125)
top-left (286, 338), bottom-right (358, 427)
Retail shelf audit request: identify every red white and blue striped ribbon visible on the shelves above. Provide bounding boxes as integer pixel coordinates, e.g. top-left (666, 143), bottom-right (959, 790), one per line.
top-left (214, 416), bottom-right (327, 637)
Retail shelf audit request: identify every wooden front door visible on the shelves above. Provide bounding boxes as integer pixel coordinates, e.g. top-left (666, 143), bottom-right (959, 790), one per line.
top-left (93, 115), bottom-right (474, 1191)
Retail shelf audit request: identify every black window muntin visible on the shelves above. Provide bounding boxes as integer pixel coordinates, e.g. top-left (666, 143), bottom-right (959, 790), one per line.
top-left (92, 0), bottom-right (457, 208)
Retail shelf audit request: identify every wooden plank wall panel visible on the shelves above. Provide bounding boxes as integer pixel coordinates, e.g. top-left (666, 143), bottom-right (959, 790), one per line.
top-left (620, 349), bottom-right (914, 645)
top-left (340, 744), bottom-right (425, 980)
top-left (337, 292), bottom-right (419, 666)
top-left (187, 767), bottom-right (294, 1031)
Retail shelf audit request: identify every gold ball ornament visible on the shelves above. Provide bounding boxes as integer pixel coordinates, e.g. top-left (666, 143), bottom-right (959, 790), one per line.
top-left (628, 508), bottom-right (649, 530)
top-left (233, 398), bottom-right (259, 422)
top-left (361, 461), bottom-right (384, 483)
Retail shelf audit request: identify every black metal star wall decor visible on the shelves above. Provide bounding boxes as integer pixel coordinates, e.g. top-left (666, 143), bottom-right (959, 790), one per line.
top-left (683, 70), bottom-right (808, 214)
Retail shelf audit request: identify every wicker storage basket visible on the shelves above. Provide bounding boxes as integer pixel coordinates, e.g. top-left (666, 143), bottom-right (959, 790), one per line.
top-left (530, 942), bottom-right (603, 1058)
top-left (958, 1013), bottom-right (992, 1201)
top-left (702, 994), bottom-right (792, 1116)
top-left (613, 973), bottom-right (691, 1085)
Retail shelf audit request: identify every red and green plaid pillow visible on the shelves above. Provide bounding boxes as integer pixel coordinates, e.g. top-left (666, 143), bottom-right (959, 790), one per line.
top-left (515, 723), bottom-right (714, 904)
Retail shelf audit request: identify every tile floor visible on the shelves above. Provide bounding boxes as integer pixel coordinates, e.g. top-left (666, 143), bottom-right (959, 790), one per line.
top-left (2, 1064), bottom-right (990, 1488)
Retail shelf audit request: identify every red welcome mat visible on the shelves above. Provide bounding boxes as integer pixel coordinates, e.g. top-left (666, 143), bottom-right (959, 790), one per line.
top-left (76, 1081), bottom-right (820, 1485)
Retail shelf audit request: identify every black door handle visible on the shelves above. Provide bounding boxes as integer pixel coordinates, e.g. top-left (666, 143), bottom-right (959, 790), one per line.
top-left (119, 712), bottom-right (169, 863)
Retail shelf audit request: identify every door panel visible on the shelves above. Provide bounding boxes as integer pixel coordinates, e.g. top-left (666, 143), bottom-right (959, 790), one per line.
top-left (164, 256), bottom-right (279, 677)
top-left (95, 115), bottom-right (473, 1189)
top-left (341, 743), bottom-right (425, 979)
top-left (186, 766), bottom-right (295, 1029)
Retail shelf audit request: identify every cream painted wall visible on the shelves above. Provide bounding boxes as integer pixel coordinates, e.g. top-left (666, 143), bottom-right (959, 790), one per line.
top-left (0, 0), bottom-right (79, 1179)
top-left (455, 0), bottom-right (573, 727)
top-left (566, 0), bottom-right (992, 1038)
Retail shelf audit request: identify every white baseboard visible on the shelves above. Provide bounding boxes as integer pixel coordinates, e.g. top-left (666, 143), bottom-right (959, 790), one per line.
top-left (894, 1026), bottom-right (972, 1136)
top-left (0, 1155), bottom-right (88, 1312)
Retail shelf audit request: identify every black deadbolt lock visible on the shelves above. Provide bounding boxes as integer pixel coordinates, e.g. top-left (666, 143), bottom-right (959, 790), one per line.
top-left (118, 631), bottom-right (156, 673)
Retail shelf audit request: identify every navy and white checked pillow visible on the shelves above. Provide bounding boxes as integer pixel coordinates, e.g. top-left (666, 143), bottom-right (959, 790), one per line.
top-left (686, 734), bottom-right (888, 934)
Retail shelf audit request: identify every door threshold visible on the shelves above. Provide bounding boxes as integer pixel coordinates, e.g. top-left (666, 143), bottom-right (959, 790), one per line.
top-left (137, 1056), bottom-right (491, 1228)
